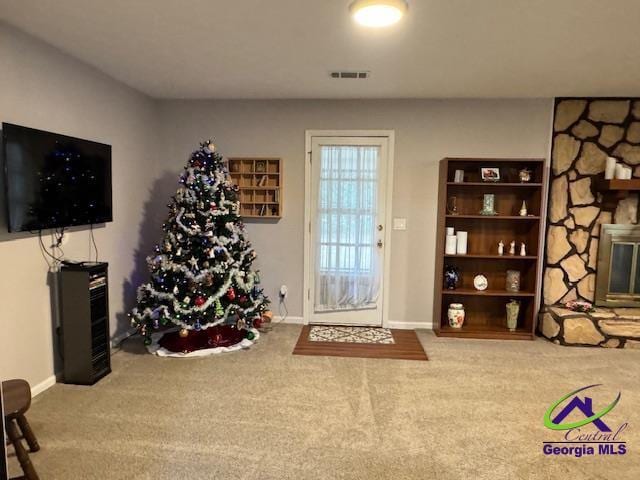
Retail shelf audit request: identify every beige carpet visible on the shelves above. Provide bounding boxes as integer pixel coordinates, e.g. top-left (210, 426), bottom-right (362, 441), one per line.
top-left (8, 325), bottom-right (640, 480)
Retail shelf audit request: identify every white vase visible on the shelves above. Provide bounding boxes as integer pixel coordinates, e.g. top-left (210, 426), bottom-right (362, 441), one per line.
top-left (448, 303), bottom-right (465, 328)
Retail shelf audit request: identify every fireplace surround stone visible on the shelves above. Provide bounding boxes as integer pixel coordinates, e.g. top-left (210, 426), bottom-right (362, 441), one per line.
top-left (541, 98), bottom-right (640, 346)
top-left (540, 305), bottom-right (640, 348)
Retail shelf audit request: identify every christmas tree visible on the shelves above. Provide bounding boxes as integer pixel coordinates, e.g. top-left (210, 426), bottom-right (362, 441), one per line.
top-left (130, 140), bottom-right (270, 354)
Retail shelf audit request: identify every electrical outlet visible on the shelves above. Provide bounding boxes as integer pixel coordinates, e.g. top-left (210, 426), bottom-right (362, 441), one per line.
top-left (279, 285), bottom-right (288, 299)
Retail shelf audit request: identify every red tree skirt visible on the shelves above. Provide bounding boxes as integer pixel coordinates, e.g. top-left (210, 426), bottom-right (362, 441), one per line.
top-left (158, 325), bottom-right (249, 354)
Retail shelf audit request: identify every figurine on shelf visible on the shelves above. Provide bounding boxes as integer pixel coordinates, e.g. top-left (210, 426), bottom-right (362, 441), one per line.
top-left (519, 168), bottom-right (532, 183)
top-left (520, 242), bottom-right (527, 256)
top-left (519, 200), bottom-right (528, 217)
top-left (509, 240), bottom-right (516, 255)
top-left (498, 240), bottom-right (505, 256)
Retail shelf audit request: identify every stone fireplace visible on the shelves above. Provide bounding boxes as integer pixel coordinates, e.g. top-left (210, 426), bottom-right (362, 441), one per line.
top-left (541, 98), bottom-right (640, 348)
top-left (595, 224), bottom-right (640, 307)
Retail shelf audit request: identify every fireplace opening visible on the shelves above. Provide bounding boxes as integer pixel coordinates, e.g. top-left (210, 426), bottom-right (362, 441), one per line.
top-left (596, 224), bottom-right (640, 306)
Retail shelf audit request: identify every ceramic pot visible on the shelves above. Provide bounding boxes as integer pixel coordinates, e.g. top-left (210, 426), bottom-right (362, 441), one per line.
top-left (506, 300), bottom-right (520, 331)
top-left (448, 303), bottom-right (465, 328)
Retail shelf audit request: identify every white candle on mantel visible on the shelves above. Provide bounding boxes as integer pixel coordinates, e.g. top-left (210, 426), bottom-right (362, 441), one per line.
top-left (615, 163), bottom-right (626, 180)
top-left (624, 166), bottom-right (633, 179)
top-left (605, 157), bottom-right (617, 180)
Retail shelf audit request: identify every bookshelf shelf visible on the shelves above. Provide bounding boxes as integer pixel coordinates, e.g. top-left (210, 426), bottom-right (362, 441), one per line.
top-left (228, 157), bottom-right (282, 219)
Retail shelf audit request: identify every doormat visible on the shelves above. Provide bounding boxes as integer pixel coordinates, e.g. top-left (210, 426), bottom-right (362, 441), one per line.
top-left (293, 325), bottom-right (428, 361)
top-left (309, 325), bottom-right (395, 344)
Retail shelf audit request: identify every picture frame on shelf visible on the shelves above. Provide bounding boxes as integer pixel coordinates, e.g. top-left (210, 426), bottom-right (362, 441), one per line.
top-left (480, 167), bottom-right (500, 182)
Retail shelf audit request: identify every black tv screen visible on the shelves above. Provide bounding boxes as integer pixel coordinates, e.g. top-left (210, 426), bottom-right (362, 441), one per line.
top-left (2, 123), bottom-right (112, 232)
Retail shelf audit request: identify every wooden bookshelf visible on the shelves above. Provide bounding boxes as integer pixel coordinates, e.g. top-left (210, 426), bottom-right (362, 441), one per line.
top-left (433, 158), bottom-right (548, 340)
top-left (227, 157), bottom-right (282, 219)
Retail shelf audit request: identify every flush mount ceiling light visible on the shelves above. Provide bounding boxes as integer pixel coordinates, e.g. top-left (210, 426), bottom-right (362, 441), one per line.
top-left (350, 0), bottom-right (408, 27)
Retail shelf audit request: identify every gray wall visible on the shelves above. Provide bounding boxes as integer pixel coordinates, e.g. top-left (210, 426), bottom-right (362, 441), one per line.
top-left (0, 24), bottom-right (159, 388)
top-left (0, 23), bottom-right (554, 392)
top-left (157, 99), bottom-right (553, 324)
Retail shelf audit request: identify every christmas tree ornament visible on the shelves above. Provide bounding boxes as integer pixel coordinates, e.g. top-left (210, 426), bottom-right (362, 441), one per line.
top-left (246, 331), bottom-right (255, 341)
top-left (236, 318), bottom-right (247, 330)
top-left (194, 296), bottom-right (205, 307)
top-left (253, 317), bottom-right (263, 329)
top-left (215, 299), bottom-right (224, 317)
top-left (204, 142), bottom-right (216, 154)
top-left (179, 328), bottom-right (189, 338)
top-left (227, 287), bottom-right (236, 301)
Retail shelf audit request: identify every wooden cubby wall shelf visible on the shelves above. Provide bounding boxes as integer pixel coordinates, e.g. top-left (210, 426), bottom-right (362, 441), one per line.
top-left (227, 157), bottom-right (283, 219)
top-left (433, 157), bottom-right (548, 340)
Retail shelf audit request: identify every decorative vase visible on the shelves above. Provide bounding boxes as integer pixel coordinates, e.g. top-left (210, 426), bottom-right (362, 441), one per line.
top-left (447, 196), bottom-right (458, 215)
top-left (448, 303), bottom-right (465, 329)
top-left (505, 300), bottom-right (520, 331)
top-left (479, 194), bottom-right (497, 215)
top-left (444, 265), bottom-right (461, 290)
top-left (505, 270), bottom-right (521, 292)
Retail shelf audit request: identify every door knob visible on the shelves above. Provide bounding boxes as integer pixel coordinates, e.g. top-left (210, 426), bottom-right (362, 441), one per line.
top-left (377, 225), bottom-right (383, 231)
top-left (377, 239), bottom-right (383, 248)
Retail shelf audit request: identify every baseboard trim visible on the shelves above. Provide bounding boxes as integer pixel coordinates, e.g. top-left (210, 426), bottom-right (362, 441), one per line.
top-left (274, 316), bottom-right (432, 330)
top-left (111, 328), bottom-right (137, 349)
top-left (387, 321), bottom-right (433, 330)
top-left (274, 315), bottom-right (304, 324)
top-left (31, 374), bottom-right (57, 397)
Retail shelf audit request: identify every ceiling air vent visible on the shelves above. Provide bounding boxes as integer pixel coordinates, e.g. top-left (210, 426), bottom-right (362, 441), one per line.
top-left (330, 71), bottom-right (370, 79)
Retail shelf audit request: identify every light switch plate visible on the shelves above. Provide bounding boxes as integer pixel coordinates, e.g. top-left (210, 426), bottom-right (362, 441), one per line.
top-left (393, 218), bottom-right (407, 230)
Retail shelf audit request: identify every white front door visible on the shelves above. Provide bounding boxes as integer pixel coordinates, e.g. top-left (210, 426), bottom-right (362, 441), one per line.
top-left (308, 137), bottom-right (389, 326)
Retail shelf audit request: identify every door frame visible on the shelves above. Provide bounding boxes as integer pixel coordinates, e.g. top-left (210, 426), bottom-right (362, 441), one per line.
top-left (303, 130), bottom-right (395, 327)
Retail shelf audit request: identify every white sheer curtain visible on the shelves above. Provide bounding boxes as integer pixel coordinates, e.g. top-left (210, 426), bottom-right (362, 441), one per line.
top-left (314, 145), bottom-right (380, 312)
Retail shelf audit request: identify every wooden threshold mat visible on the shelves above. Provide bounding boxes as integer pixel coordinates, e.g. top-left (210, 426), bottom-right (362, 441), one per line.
top-left (293, 325), bottom-right (428, 361)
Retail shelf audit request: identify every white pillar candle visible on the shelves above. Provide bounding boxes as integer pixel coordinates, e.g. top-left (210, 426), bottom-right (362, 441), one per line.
top-left (605, 157), bottom-right (617, 180)
top-left (446, 227), bottom-right (455, 236)
top-left (624, 166), bottom-right (633, 179)
top-left (456, 231), bottom-right (468, 255)
top-left (615, 163), bottom-right (626, 179)
top-left (445, 235), bottom-right (457, 255)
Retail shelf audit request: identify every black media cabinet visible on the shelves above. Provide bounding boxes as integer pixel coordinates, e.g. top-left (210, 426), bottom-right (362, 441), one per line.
top-left (59, 262), bottom-right (111, 385)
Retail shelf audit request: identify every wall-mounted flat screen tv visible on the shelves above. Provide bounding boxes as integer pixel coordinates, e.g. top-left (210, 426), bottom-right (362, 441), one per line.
top-left (2, 123), bottom-right (113, 232)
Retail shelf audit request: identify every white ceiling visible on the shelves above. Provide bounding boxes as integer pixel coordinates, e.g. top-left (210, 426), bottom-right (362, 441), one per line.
top-left (2, 0), bottom-right (640, 99)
